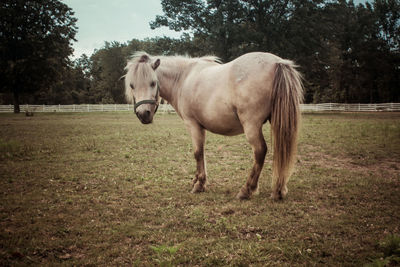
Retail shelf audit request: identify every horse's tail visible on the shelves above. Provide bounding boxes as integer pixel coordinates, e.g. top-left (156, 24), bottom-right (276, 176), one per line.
top-left (270, 60), bottom-right (303, 200)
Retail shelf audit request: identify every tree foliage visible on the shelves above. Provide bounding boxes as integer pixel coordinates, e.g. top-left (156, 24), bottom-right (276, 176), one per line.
top-left (151, 0), bottom-right (399, 103)
top-left (0, 0), bottom-right (398, 105)
top-left (0, 0), bottom-right (77, 112)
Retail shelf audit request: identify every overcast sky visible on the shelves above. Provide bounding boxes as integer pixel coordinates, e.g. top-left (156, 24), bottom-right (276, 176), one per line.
top-left (63, 0), bottom-right (368, 59)
top-left (62, 0), bottom-right (181, 58)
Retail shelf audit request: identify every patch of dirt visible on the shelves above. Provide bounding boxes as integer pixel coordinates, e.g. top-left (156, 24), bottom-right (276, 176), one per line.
top-left (298, 145), bottom-right (400, 177)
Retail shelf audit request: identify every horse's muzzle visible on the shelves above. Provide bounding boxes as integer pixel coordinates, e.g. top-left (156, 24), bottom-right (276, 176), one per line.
top-left (136, 110), bottom-right (153, 124)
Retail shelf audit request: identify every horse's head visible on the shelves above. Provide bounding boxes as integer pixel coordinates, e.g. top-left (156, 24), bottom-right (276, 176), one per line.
top-left (124, 53), bottom-right (160, 124)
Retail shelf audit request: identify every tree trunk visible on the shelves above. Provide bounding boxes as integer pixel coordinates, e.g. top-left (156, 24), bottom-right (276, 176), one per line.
top-left (13, 88), bottom-right (20, 113)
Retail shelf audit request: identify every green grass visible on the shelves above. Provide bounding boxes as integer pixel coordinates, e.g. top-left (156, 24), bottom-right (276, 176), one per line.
top-left (0, 112), bottom-right (399, 266)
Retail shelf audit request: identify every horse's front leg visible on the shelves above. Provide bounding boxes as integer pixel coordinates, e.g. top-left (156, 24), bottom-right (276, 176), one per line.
top-left (186, 122), bottom-right (207, 193)
top-left (237, 124), bottom-right (267, 199)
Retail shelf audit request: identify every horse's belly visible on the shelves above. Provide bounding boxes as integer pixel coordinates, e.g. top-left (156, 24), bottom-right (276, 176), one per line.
top-left (202, 119), bottom-right (243, 136)
top-left (195, 108), bottom-right (243, 136)
top-left (185, 64), bottom-right (244, 135)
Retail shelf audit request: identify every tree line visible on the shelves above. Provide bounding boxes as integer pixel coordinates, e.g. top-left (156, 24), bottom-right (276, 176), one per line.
top-left (1, 0), bottom-right (399, 112)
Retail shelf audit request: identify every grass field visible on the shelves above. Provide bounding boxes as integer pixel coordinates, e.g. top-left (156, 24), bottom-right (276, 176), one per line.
top-left (0, 112), bottom-right (399, 266)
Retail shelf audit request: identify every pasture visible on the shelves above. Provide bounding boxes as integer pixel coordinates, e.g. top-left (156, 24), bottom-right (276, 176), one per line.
top-left (0, 112), bottom-right (399, 266)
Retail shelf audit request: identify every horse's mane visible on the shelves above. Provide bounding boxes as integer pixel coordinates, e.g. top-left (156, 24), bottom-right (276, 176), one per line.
top-left (126, 52), bottom-right (221, 70)
top-left (197, 55), bottom-right (222, 64)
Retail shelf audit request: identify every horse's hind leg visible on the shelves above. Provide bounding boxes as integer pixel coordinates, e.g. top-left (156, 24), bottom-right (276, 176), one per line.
top-left (237, 124), bottom-right (267, 199)
top-left (186, 122), bottom-right (207, 193)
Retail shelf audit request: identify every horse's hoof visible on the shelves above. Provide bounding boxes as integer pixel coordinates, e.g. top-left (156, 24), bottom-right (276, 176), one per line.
top-left (271, 192), bottom-right (283, 201)
top-left (271, 185), bottom-right (288, 201)
top-left (253, 187), bottom-right (260, 195)
top-left (191, 181), bottom-right (205, 193)
top-left (236, 189), bottom-right (250, 200)
top-left (271, 190), bottom-right (287, 201)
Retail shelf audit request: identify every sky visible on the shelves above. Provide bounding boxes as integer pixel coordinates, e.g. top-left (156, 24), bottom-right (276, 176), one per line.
top-left (62, 0), bottom-right (181, 58)
top-left (63, 0), bottom-right (368, 59)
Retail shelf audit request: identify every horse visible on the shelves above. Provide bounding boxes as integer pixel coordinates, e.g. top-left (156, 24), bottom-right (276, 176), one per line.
top-left (124, 52), bottom-right (303, 200)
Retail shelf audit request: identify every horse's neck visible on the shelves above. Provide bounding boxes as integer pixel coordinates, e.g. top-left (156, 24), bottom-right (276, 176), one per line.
top-left (156, 57), bottom-right (193, 109)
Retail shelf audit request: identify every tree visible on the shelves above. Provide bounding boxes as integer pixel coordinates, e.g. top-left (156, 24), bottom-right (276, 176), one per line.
top-left (90, 42), bottom-right (126, 103)
top-left (0, 0), bottom-right (77, 112)
top-left (151, 0), bottom-right (399, 103)
top-left (318, 0), bottom-right (399, 103)
top-left (151, 0), bottom-right (248, 61)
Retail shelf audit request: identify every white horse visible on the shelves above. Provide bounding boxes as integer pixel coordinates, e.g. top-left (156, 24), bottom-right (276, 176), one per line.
top-left (124, 52), bottom-right (303, 200)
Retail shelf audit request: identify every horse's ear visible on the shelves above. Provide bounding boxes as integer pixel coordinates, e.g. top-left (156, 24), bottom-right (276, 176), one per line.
top-left (152, 59), bottom-right (160, 70)
top-left (139, 54), bottom-right (149, 63)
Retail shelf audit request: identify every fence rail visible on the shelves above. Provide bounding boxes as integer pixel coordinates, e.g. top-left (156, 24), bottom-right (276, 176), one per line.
top-left (0, 103), bottom-right (399, 113)
top-left (0, 104), bottom-right (176, 113)
top-left (300, 103), bottom-right (400, 112)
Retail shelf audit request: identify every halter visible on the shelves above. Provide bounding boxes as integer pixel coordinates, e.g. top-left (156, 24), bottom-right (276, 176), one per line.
top-left (133, 83), bottom-right (160, 114)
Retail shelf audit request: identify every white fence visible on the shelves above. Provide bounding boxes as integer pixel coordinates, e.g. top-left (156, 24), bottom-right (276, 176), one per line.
top-left (0, 104), bottom-right (175, 113)
top-left (300, 103), bottom-right (400, 112)
top-left (0, 103), bottom-right (399, 113)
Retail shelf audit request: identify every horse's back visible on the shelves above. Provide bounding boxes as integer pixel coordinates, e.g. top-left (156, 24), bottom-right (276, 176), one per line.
top-left (230, 52), bottom-right (282, 68)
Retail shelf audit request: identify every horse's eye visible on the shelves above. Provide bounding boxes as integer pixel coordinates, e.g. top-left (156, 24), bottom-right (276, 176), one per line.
top-left (130, 83), bottom-right (134, 90)
top-left (150, 81), bottom-right (156, 88)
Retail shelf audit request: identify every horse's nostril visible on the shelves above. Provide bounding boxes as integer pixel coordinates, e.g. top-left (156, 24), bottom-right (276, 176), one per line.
top-left (137, 110), bottom-right (152, 124)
